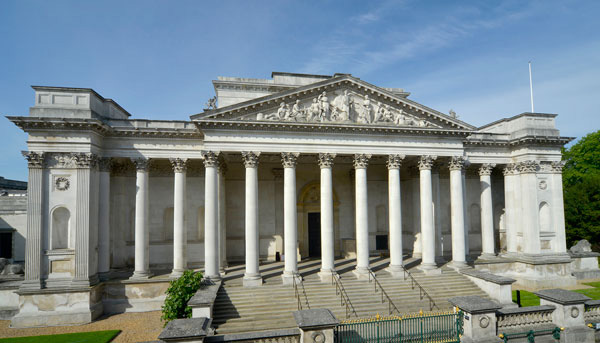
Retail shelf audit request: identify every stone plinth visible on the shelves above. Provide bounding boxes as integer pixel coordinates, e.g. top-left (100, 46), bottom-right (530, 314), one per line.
top-left (293, 309), bottom-right (338, 343)
top-left (460, 269), bottom-right (516, 308)
top-left (188, 280), bottom-right (221, 319)
top-left (449, 295), bottom-right (501, 343)
top-left (158, 317), bottom-right (212, 343)
top-left (535, 288), bottom-right (595, 343)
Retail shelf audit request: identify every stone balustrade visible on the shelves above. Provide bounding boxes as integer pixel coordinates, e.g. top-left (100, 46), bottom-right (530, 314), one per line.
top-left (584, 299), bottom-right (600, 323)
top-left (496, 305), bottom-right (556, 331)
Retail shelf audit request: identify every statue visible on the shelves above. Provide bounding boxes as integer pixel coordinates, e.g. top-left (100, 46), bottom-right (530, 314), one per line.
top-left (291, 100), bottom-right (304, 121)
top-left (308, 98), bottom-right (320, 122)
top-left (393, 109), bottom-right (406, 125)
top-left (276, 102), bottom-right (287, 120)
top-left (338, 90), bottom-right (352, 121)
top-left (318, 92), bottom-right (330, 121)
top-left (359, 95), bottom-right (372, 123)
top-left (204, 96), bottom-right (217, 110)
top-left (374, 104), bottom-right (385, 122)
top-left (449, 109), bottom-right (457, 119)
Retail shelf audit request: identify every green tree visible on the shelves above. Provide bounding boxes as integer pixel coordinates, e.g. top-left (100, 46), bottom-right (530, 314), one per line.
top-left (562, 130), bottom-right (600, 249)
top-left (161, 270), bottom-right (204, 326)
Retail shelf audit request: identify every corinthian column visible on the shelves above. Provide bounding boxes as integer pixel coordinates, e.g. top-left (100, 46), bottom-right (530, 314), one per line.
top-left (418, 155), bottom-right (439, 274)
top-left (218, 162), bottom-right (228, 275)
top-left (318, 153), bottom-right (336, 281)
top-left (386, 154), bottom-right (405, 276)
top-left (242, 151), bottom-right (262, 286)
top-left (479, 164), bottom-right (496, 258)
top-left (98, 157), bottom-right (112, 281)
top-left (281, 152), bottom-right (300, 285)
top-left (353, 153), bottom-right (371, 278)
top-left (170, 158), bottom-right (188, 278)
top-left (503, 164), bottom-right (518, 254)
top-left (550, 162), bottom-right (567, 253)
top-left (203, 152), bottom-right (220, 280)
top-left (449, 156), bottom-right (467, 269)
top-left (518, 160), bottom-right (541, 255)
top-left (20, 152), bottom-right (45, 290)
top-left (131, 158), bottom-right (152, 279)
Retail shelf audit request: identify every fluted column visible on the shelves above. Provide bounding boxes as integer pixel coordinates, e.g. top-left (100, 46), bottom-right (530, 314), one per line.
top-left (418, 155), bottom-right (439, 273)
top-left (98, 157), bottom-right (112, 281)
top-left (21, 152), bottom-right (45, 290)
top-left (281, 152), bottom-right (300, 284)
top-left (479, 164), bottom-right (496, 258)
top-left (318, 153), bottom-right (336, 281)
top-left (242, 151), bottom-right (262, 286)
top-left (518, 161), bottom-right (541, 255)
top-left (353, 154), bottom-right (371, 278)
top-left (203, 152), bottom-right (220, 280)
top-left (218, 162), bottom-right (228, 275)
top-left (503, 164), bottom-right (518, 254)
top-left (131, 158), bottom-right (152, 279)
top-left (550, 162), bottom-right (567, 253)
top-left (387, 154), bottom-right (404, 275)
top-left (170, 158), bottom-right (188, 278)
top-left (449, 156), bottom-right (467, 268)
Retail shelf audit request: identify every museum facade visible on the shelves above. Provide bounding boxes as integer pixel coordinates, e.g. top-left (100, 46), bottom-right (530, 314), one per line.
top-left (8, 72), bottom-right (575, 293)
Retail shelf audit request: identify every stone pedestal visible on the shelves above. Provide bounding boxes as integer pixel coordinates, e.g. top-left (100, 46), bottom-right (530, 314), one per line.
top-left (449, 295), bottom-right (501, 343)
top-left (293, 309), bottom-right (339, 343)
top-left (158, 317), bottom-right (212, 343)
top-left (535, 288), bottom-right (595, 343)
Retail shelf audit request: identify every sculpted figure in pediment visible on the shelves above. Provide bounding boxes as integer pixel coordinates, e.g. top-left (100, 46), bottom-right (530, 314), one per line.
top-left (318, 92), bottom-right (330, 121)
top-left (291, 100), bottom-right (305, 121)
top-left (307, 98), bottom-right (320, 122)
top-left (357, 95), bottom-right (372, 124)
top-left (277, 102), bottom-right (287, 120)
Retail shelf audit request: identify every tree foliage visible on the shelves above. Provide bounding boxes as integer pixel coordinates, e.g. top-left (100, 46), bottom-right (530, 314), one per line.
top-left (161, 270), bottom-right (203, 326)
top-left (562, 130), bottom-right (600, 249)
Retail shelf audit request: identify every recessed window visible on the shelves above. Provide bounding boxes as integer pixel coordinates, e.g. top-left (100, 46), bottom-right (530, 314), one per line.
top-left (376, 234), bottom-right (388, 250)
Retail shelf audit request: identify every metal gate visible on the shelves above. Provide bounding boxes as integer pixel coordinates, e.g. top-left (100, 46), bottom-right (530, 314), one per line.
top-left (335, 310), bottom-right (463, 343)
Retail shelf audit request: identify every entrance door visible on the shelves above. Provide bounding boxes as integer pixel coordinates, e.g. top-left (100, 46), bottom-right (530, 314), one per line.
top-left (308, 212), bottom-right (321, 258)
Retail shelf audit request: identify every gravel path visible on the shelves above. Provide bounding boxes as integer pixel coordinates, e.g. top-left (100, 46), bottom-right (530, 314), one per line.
top-left (0, 311), bottom-right (163, 343)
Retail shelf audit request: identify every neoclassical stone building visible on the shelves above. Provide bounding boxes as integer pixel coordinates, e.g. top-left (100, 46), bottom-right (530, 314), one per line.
top-left (6, 72), bottom-right (576, 325)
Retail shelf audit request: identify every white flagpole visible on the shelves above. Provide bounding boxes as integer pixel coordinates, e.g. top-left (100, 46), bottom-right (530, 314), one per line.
top-left (529, 61), bottom-right (535, 112)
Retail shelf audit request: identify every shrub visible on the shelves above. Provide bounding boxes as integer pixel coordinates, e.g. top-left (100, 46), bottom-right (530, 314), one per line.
top-left (161, 270), bottom-right (204, 325)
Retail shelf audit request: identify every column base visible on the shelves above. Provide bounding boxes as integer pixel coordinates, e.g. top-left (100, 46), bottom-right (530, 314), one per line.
top-left (71, 274), bottom-right (100, 288)
top-left (353, 267), bottom-right (371, 280)
top-left (130, 270), bottom-right (153, 280)
top-left (169, 269), bottom-right (185, 279)
top-left (205, 274), bottom-right (222, 282)
top-left (19, 279), bottom-right (44, 291)
top-left (98, 271), bottom-right (111, 282)
top-left (475, 253), bottom-right (501, 264)
top-left (282, 272), bottom-right (302, 285)
top-left (318, 269), bottom-right (336, 283)
top-left (417, 263), bottom-right (442, 275)
top-left (243, 274), bottom-right (263, 287)
top-left (386, 264), bottom-right (406, 279)
top-left (447, 261), bottom-right (469, 271)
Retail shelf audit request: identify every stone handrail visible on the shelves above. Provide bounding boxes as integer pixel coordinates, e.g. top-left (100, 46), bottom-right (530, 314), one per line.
top-left (496, 305), bottom-right (556, 330)
top-left (584, 299), bottom-right (600, 323)
top-left (188, 280), bottom-right (222, 319)
top-left (204, 328), bottom-right (300, 343)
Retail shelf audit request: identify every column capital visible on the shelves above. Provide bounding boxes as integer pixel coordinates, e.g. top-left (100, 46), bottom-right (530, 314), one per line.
top-left (516, 160), bottom-right (539, 174)
top-left (386, 154), bottom-right (405, 169)
top-left (418, 155), bottom-right (437, 170)
top-left (353, 154), bottom-right (371, 169)
top-left (74, 153), bottom-right (98, 169)
top-left (169, 158), bottom-right (188, 173)
top-left (202, 151), bottom-right (220, 167)
top-left (502, 163), bottom-right (517, 176)
top-left (318, 153), bottom-right (336, 168)
top-left (132, 157), bottom-right (150, 171)
top-left (242, 151), bottom-right (260, 168)
top-left (281, 152), bottom-right (299, 168)
top-left (22, 151), bottom-right (45, 169)
top-left (550, 161), bottom-right (565, 173)
top-left (478, 163), bottom-right (496, 176)
top-left (448, 156), bottom-right (467, 171)
top-left (98, 157), bottom-right (113, 172)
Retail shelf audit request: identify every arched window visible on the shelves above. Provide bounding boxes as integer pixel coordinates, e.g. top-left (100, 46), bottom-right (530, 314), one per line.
top-left (539, 202), bottom-right (552, 232)
top-left (51, 207), bottom-right (71, 249)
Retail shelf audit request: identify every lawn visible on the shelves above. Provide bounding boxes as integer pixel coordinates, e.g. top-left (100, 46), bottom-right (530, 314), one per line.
top-left (0, 330), bottom-right (120, 343)
top-left (513, 282), bottom-right (600, 307)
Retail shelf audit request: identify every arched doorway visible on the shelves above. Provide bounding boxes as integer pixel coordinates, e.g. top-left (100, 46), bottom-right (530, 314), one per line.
top-left (297, 181), bottom-right (340, 259)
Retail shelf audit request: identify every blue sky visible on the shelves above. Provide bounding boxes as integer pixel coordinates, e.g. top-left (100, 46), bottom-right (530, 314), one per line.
top-left (1, 0), bottom-right (599, 180)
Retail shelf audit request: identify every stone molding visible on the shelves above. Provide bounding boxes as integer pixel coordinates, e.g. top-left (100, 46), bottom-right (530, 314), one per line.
top-left (516, 160), bottom-right (539, 174)
top-left (448, 156), bottom-right (467, 171)
top-left (551, 161), bottom-right (565, 173)
top-left (478, 163), bottom-right (496, 176)
top-left (386, 154), bottom-right (405, 169)
top-left (241, 151), bottom-right (260, 168)
top-left (131, 158), bottom-right (150, 171)
top-left (353, 154), bottom-right (371, 169)
top-left (169, 158), bottom-right (188, 173)
top-left (202, 151), bottom-right (220, 168)
top-left (98, 157), bottom-right (113, 172)
top-left (502, 163), bottom-right (517, 176)
top-left (281, 152), bottom-right (300, 168)
top-left (318, 153), bottom-right (336, 169)
top-left (73, 153), bottom-right (98, 169)
top-left (418, 155), bottom-right (437, 170)
top-left (22, 151), bottom-right (45, 169)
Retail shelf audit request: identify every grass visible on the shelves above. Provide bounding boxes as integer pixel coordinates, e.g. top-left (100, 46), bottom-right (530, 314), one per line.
top-left (0, 330), bottom-right (120, 343)
top-left (512, 281), bottom-right (600, 307)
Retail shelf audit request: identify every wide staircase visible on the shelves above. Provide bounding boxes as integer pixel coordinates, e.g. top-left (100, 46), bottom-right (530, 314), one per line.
top-left (212, 256), bottom-right (488, 334)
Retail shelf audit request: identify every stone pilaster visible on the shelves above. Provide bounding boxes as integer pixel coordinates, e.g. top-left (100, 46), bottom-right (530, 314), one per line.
top-left (502, 164), bottom-right (518, 254)
top-left (517, 160), bottom-right (541, 255)
top-left (218, 161), bottom-right (228, 275)
top-left (550, 161), bottom-right (567, 253)
top-left (98, 157), bottom-right (112, 281)
top-left (21, 152), bottom-right (45, 290)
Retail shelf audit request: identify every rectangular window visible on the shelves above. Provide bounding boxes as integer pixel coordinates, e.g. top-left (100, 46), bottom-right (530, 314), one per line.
top-left (376, 234), bottom-right (388, 251)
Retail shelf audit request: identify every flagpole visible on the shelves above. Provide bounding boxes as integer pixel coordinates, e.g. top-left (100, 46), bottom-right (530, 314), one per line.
top-left (529, 61), bottom-right (535, 112)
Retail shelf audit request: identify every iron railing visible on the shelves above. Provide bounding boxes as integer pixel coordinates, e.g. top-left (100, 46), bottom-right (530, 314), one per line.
top-left (498, 327), bottom-right (562, 342)
top-left (400, 265), bottom-right (439, 311)
top-left (332, 273), bottom-right (358, 319)
top-left (292, 274), bottom-right (309, 311)
top-left (335, 309), bottom-right (463, 343)
top-left (367, 270), bottom-right (400, 315)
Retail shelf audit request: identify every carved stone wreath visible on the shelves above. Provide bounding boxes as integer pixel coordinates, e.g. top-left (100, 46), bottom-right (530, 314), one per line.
top-left (539, 180), bottom-right (548, 190)
top-left (311, 331), bottom-right (325, 343)
top-left (55, 177), bottom-right (70, 191)
top-left (571, 306), bottom-right (580, 318)
top-left (479, 315), bottom-right (490, 328)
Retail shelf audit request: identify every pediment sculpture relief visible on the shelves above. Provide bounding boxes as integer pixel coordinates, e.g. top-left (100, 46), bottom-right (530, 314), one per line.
top-left (253, 90), bottom-right (436, 127)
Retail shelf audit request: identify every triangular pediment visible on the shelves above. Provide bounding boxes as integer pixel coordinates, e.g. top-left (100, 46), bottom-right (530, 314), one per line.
top-left (192, 75), bottom-right (475, 131)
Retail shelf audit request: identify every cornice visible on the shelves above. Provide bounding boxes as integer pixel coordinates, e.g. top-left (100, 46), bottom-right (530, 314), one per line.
top-left (7, 116), bottom-right (111, 135)
top-left (464, 135), bottom-right (574, 147)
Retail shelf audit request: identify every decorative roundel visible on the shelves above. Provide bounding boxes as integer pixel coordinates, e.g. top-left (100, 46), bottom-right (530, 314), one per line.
top-left (55, 177), bottom-right (70, 191)
top-left (479, 315), bottom-right (490, 328)
top-left (571, 306), bottom-right (580, 318)
top-left (311, 331), bottom-right (325, 343)
top-left (539, 180), bottom-right (548, 190)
